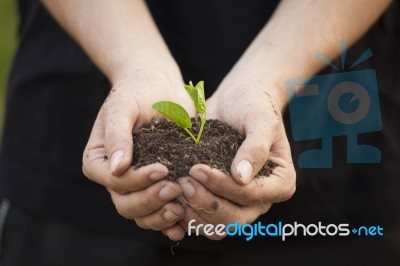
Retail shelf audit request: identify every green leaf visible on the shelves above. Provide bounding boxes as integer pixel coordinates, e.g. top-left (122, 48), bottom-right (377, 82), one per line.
top-left (184, 81), bottom-right (196, 103)
top-left (152, 101), bottom-right (192, 129)
top-left (184, 80), bottom-right (206, 115)
top-left (194, 81), bottom-right (206, 114)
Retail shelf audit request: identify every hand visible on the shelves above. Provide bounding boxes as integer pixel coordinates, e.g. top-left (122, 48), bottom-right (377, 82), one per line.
top-left (82, 68), bottom-right (195, 240)
top-left (174, 157), bottom-right (293, 240)
top-left (164, 79), bottom-right (296, 240)
top-left (206, 80), bottom-right (295, 186)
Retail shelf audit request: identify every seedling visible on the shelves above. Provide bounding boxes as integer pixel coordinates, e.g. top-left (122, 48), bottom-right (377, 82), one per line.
top-left (152, 81), bottom-right (206, 144)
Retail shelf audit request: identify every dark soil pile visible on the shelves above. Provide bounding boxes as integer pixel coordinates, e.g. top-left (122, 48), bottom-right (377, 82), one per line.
top-left (132, 118), bottom-right (277, 181)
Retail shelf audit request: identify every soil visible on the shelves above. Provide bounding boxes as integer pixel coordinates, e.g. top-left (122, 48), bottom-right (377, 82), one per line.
top-left (132, 118), bottom-right (277, 181)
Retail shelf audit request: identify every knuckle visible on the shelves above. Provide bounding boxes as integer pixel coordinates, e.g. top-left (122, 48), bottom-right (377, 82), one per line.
top-left (259, 204), bottom-right (272, 215)
top-left (282, 182), bottom-right (296, 202)
top-left (154, 214), bottom-right (168, 229)
top-left (255, 142), bottom-right (270, 160)
top-left (143, 196), bottom-right (156, 209)
top-left (236, 189), bottom-right (257, 205)
top-left (236, 215), bottom-right (256, 225)
top-left (107, 177), bottom-right (122, 192)
top-left (82, 152), bottom-right (95, 180)
top-left (206, 234), bottom-right (226, 241)
top-left (169, 233), bottom-right (185, 241)
top-left (236, 194), bottom-right (253, 206)
top-left (114, 199), bottom-right (133, 219)
top-left (82, 164), bottom-right (90, 179)
top-left (134, 218), bottom-right (150, 230)
top-left (164, 226), bottom-right (186, 241)
top-left (285, 170), bottom-right (297, 199)
top-left (135, 214), bottom-right (166, 231)
top-left (277, 178), bottom-right (296, 203)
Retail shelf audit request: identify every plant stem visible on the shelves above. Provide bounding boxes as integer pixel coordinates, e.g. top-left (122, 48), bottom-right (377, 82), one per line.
top-left (184, 128), bottom-right (198, 144)
top-left (195, 114), bottom-right (206, 144)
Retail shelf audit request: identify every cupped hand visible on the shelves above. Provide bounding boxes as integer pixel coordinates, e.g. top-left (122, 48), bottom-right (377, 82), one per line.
top-left (82, 68), bottom-right (195, 241)
top-left (206, 80), bottom-right (295, 186)
top-left (164, 80), bottom-right (296, 240)
top-left (173, 157), bottom-right (293, 240)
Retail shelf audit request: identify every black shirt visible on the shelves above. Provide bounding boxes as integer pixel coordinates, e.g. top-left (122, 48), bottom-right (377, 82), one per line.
top-left (0, 0), bottom-right (399, 247)
top-left (0, 0), bottom-right (278, 243)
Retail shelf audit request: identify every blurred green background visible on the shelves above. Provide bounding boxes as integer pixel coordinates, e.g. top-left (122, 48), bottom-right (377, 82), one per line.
top-left (0, 0), bottom-right (18, 133)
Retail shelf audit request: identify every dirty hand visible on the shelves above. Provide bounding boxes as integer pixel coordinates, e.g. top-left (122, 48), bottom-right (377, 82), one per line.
top-left (83, 69), bottom-right (195, 240)
top-left (164, 79), bottom-right (296, 240)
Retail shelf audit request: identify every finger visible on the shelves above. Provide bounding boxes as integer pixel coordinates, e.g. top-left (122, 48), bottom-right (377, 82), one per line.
top-left (103, 96), bottom-right (139, 176)
top-left (268, 128), bottom-right (295, 163)
top-left (179, 207), bottom-right (226, 241)
top-left (162, 224), bottom-right (186, 241)
top-left (230, 116), bottom-right (278, 185)
top-left (83, 142), bottom-right (169, 192)
top-left (267, 156), bottom-right (297, 202)
top-left (177, 177), bottom-right (267, 225)
top-left (179, 202), bottom-right (209, 230)
top-left (134, 202), bottom-right (185, 231)
top-left (109, 180), bottom-right (182, 219)
top-left (190, 163), bottom-right (295, 205)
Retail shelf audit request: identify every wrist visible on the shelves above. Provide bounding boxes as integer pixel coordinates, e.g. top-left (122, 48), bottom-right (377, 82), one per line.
top-left (109, 54), bottom-right (182, 88)
top-left (216, 67), bottom-right (288, 113)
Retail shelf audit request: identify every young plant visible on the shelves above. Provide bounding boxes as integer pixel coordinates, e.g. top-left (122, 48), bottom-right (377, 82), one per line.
top-left (152, 81), bottom-right (206, 144)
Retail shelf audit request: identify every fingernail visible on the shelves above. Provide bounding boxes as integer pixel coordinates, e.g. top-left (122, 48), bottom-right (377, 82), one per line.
top-left (236, 160), bottom-right (253, 184)
top-left (179, 180), bottom-right (195, 198)
top-left (191, 170), bottom-right (207, 183)
top-left (110, 150), bottom-right (124, 174)
top-left (163, 211), bottom-right (179, 222)
top-left (159, 185), bottom-right (178, 201)
top-left (149, 171), bottom-right (168, 181)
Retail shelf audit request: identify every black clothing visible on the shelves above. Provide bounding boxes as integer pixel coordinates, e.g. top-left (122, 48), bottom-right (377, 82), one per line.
top-left (0, 0), bottom-right (279, 242)
top-left (0, 0), bottom-right (399, 263)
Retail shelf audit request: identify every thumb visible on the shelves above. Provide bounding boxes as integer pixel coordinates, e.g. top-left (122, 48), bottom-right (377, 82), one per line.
top-left (231, 124), bottom-right (274, 185)
top-left (104, 102), bottom-right (138, 176)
